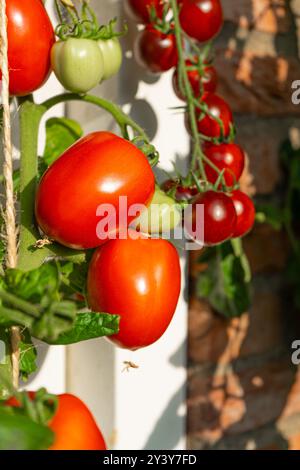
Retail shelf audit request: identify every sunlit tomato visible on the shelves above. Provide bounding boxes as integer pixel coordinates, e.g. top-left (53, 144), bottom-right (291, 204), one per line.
top-left (35, 132), bottom-right (155, 249)
top-left (0, 0), bottom-right (55, 96)
top-left (162, 179), bottom-right (198, 201)
top-left (87, 232), bottom-right (181, 350)
top-left (134, 26), bottom-right (178, 73)
top-left (196, 92), bottom-right (233, 138)
top-left (126, 0), bottom-right (164, 23)
top-left (97, 37), bottom-right (123, 80)
top-left (173, 60), bottom-right (217, 100)
top-left (7, 393), bottom-right (106, 450)
top-left (179, 0), bottom-right (223, 43)
top-left (231, 190), bottom-right (256, 238)
top-left (191, 190), bottom-right (237, 246)
top-left (51, 39), bottom-right (104, 93)
top-left (203, 143), bottom-right (245, 187)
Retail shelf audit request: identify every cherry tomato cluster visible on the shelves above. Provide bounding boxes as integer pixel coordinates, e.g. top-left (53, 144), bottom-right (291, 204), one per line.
top-left (128, 0), bottom-right (255, 246)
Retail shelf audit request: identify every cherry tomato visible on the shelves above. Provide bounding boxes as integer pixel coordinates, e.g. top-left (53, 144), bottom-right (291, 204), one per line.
top-left (162, 179), bottom-right (198, 201)
top-left (179, 0), bottom-right (223, 43)
top-left (196, 92), bottom-right (233, 138)
top-left (125, 0), bottom-right (164, 23)
top-left (97, 37), bottom-right (123, 80)
top-left (231, 190), bottom-right (256, 238)
top-left (191, 190), bottom-right (237, 246)
top-left (7, 393), bottom-right (107, 450)
top-left (35, 132), bottom-right (155, 249)
top-left (173, 60), bottom-right (217, 100)
top-left (0, 0), bottom-right (55, 96)
top-left (203, 143), bottom-right (245, 187)
top-left (131, 187), bottom-right (182, 233)
top-left (51, 39), bottom-right (104, 93)
top-left (134, 26), bottom-right (178, 73)
top-left (87, 232), bottom-right (181, 350)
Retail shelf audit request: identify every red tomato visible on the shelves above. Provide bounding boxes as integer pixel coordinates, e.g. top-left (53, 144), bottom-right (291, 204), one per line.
top-left (134, 26), bottom-right (178, 73)
top-left (35, 132), bottom-right (155, 249)
top-left (196, 92), bottom-right (233, 138)
top-left (191, 190), bottom-right (237, 246)
top-left (179, 0), bottom-right (223, 43)
top-left (87, 232), bottom-right (181, 350)
top-left (231, 190), bottom-right (256, 238)
top-left (162, 179), bottom-right (198, 201)
top-left (203, 143), bottom-right (245, 187)
top-left (7, 393), bottom-right (106, 450)
top-left (0, 0), bottom-right (55, 96)
top-left (126, 0), bottom-right (164, 23)
top-left (173, 60), bottom-right (217, 100)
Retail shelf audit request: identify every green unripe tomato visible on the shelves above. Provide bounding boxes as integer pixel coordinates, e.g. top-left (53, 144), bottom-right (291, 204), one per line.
top-left (132, 187), bottom-right (182, 234)
top-left (97, 37), bottom-right (122, 80)
top-left (51, 38), bottom-right (104, 93)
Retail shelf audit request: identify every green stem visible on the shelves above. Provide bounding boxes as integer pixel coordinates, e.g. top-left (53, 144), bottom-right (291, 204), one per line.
top-left (41, 93), bottom-right (149, 142)
top-left (0, 328), bottom-right (13, 399)
top-left (170, 0), bottom-right (206, 177)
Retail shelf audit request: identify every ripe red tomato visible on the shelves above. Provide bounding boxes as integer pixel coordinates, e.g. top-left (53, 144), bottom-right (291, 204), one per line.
top-left (203, 143), bottom-right (245, 187)
top-left (7, 393), bottom-right (106, 450)
top-left (231, 190), bottom-right (256, 238)
top-left (87, 232), bottom-right (181, 350)
top-left (0, 0), bottom-right (55, 96)
top-left (191, 190), bottom-right (237, 246)
top-left (126, 0), bottom-right (164, 23)
top-left (173, 60), bottom-right (217, 100)
top-left (35, 132), bottom-right (155, 249)
top-left (162, 179), bottom-right (198, 201)
top-left (179, 0), bottom-right (223, 43)
top-left (134, 26), bottom-right (178, 73)
top-left (196, 92), bottom-right (233, 138)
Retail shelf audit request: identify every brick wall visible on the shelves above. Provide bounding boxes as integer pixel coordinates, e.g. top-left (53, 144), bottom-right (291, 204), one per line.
top-left (187, 0), bottom-right (300, 450)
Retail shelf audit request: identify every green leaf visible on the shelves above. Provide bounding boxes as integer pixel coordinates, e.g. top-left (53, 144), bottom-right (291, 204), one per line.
top-left (196, 241), bottom-right (251, 318)
top-left (0, 328), bottom-right (12, 400)
top-left (51, 312), bottom-right (120, 345)
top-left (19, 330), bottom-right (37, 381)
top-left (0, 408), bottom-right (54, 450)
top-left (43, 117), bottom-right (83, 166)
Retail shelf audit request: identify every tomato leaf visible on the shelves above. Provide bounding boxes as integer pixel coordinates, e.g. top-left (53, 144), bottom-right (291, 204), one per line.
top-left (196, 241), bottom-right (251, 318)
top-left (19, 330), bottom-right (37, 381)
top-left (0, 408), bottom-right (54, 450)
top-left (43, 117), bottom-right (83, 166)
top-left (50, 312), bottom-right (120, 345)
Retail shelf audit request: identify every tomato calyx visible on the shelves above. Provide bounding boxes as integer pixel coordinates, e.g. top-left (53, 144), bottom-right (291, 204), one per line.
top-left (5, 389), bottom-right (58, 427)
top-left (132, 136), bottom-right (160, 167)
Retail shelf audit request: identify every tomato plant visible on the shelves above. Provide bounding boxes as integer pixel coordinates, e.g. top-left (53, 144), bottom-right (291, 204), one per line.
top-left (0, 0), bottom-right (55, 96)
top-left (231, 190), bottom-right (256, 238)
top-left (87, 232), bottom-right (181, 350)
top-left (173, 59), bottom-right (217, 100)
top-left (51, 39), bottom-right (105, 93)
top-left (126, 0), bottom-right (164, 23)
top-left (192, 191), bottom-right (237, 246)
top-left (35, 131), bottom-right (155, 249)
top-left (98, 37), bottom-right (123, 80)
top-left (203, 143), bottom-right (245, 187)
top-left (134, 26), bottom-right (178, 73)
top-left (162, 179), bottom-right (198, 201)
top-left (179, 0), bottom-right (223, 43)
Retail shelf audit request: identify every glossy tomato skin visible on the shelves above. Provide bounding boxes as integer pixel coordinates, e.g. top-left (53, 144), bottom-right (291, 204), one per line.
top-left (126, 0), bottom-right (164, 23)
top-left (134, 26), bottom-right (178, 73)
top-left (192, 190), bottom-right (237, 246)
top-left (97, 37), bottom-right (122, 80)
top-left (203, 143), bottom-right (245, 187)
top-left (1, 0), bottom-right (55, 96)
top-left (231, 190), bottom-right (256, 238)
top-left (179, 0), bottom-right (223, 43)
top-left (196, 92), bottom-right (233, 138)
top-left (173, 60), bottom-right (217, 100)
top-left (35, 132), bottom-right (155, 249)
top-left (87, 233), bottom-right (181, 350)
top-left (7, 393), bottom-right (107, 450)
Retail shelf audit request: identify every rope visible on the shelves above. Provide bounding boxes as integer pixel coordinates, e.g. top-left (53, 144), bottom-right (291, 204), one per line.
top-left (0, 0), bottom-right (20, 389)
